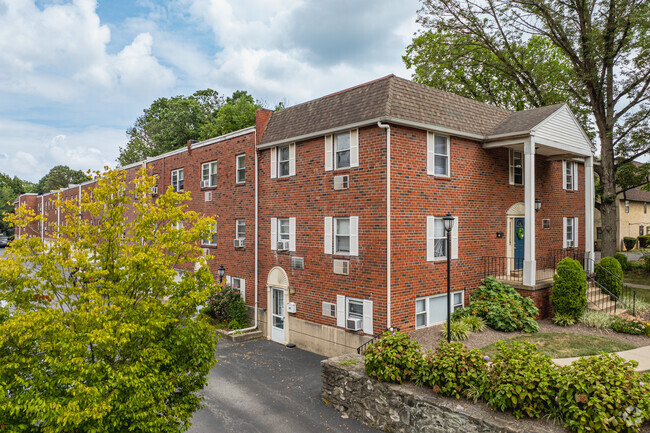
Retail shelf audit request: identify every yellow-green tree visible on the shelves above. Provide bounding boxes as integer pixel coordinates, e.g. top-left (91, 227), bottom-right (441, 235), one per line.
top-left (0, 168), bottom-right (218, 432)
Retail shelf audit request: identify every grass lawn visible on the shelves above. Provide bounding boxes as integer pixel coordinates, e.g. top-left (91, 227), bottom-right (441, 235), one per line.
top-left (480, 333), bottom-right (634, 359)
top-left (626, 285), bottom-right (650, 304)
top-left (624, 268), bottom-right (650, 287)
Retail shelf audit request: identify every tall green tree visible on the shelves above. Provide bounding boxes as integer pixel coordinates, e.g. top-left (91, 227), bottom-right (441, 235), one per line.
top-left (35, 165), bottom-right (91, 194)
top-left (0, 169), bottom-right (218, 432)
top-left (405, 0), bottom-right (650, 256)
top-left (118, 89), bottom-right (262, 166)
top-left (0, 173), bottom-right (34, 235)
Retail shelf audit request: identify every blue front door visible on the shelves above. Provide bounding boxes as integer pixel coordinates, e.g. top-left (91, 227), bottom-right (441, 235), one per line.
top-left (514, 218), bottom-right (525, 270)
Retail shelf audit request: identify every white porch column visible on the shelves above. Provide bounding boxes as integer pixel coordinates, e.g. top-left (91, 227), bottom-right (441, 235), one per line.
top-left (584, 156), bottom-right (595, 273)
top-left (523, 139), bottom-right (536, 286)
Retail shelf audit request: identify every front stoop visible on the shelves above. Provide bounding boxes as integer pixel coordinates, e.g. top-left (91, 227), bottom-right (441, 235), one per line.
top-left (216, 328), bottom-right (263, 342)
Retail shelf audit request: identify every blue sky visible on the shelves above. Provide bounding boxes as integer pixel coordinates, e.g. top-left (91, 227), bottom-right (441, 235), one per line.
top-left (0, 0), bottom-right (421, 182)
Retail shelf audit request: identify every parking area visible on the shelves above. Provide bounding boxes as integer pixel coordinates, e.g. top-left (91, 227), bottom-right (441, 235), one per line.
top-left (188, 338), bottom-right (377, 433)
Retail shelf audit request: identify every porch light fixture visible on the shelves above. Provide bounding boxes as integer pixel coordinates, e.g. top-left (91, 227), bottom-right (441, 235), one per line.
top-left (535, 198), bottom-right (542, 212)
top-left (218, 264), bottom-right (226, 283)
top-left (442, 213), bottom-right (455, 344)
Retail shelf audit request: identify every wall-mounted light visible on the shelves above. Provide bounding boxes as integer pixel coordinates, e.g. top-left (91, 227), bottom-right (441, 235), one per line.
top-left (535, 198), bottom-right (542, 212)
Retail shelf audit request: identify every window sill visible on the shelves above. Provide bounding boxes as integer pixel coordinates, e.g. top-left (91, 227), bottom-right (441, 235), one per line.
top-left (429, 174), bottom-right (451, 181)
top-left (200, 185), bottom-right (218, 190)
top-left (235, 182), bottom-right (246, 187)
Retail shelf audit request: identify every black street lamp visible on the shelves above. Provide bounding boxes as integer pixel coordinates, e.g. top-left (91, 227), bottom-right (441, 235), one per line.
top-left (442, 213), bottom-right (455, 343)
top-left (535, 198), bottom-right (542, 212)
top-left (218, 264), bottom-right (225, 283)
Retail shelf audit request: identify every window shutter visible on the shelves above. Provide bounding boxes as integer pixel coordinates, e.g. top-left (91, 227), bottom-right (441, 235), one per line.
top-left (324, 217), bottom-right (333, 254)
top-left (271, 218), bottom-right (277, 250)
top-left (226, 275), bottom-right (231, 286)
top-left (426, 132), bottom-right (435, 175)
top-left (350, 129), bottom-right (359, 168)
top-left (336, 295), bottom-right (346, 327)
top-left (363, 299), bottom-right (373, 335)
top-left (289, 143), bottom-right (296, 176)
top-left (452, 216), bottom-right (459, 260)
top-left (562, 161), bottom-right (567, 189)
top-left (573, 162), bottom-right (578, 190)
top-left (574, 217), bottom-right (579, 248)
top-left (270, 147), bottom-right (277, 179)
top-left (240, 279), bottom-right (246, 300)
top-left (325, 135), bottom-right (333, 171)
top-left (350, 216), bottom-right (359, 256)
top-left (289, 217), bottom-right (296, 251)
top-left (562, 217), bottom-right (568, 248)
top-left (426, 216), bottom-right (435, 261)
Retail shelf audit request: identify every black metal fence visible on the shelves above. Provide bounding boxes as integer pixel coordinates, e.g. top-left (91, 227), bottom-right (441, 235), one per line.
top-left (482, 249), bottom-right (586, 284)
top-left (356, 327), bottom-right (399, 354)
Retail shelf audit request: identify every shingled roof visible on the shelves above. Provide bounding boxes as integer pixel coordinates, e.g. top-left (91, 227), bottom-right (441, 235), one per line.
top-left (259, 75), bottom-right (566, 146)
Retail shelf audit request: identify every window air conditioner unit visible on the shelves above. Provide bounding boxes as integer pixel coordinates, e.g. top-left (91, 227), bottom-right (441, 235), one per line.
top-left (347, 318), bottom-right (362, 331)
top-left (201, 180), bottom-right (210, 188)
top-left (277, 240), bottom-right (290, 251)
top-left (333, 175), bottom-right (349, 190)
top-left (234, 238), bottom-right (245, 248)
top-left (333, 259), bottom-right (349, 275)
top-left (150, 186), bottom-right (158, 195)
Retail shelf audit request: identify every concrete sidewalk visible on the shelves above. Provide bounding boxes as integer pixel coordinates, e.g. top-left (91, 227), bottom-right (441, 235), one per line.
top-left (553, 345), bottom-right (650, 372)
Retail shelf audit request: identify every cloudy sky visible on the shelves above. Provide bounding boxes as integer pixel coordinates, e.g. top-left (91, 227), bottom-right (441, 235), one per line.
top-left (0, 0), bottom-right (421, 182)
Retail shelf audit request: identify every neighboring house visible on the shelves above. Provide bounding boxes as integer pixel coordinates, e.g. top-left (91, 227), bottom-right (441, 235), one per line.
top-left (14, 75), bottom-right (594, 356)
top-left (595, 176), bottom-right (650, 251)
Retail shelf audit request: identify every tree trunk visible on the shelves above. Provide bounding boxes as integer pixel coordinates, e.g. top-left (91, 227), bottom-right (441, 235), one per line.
top-left (596, 129), bottom-right (618, 258)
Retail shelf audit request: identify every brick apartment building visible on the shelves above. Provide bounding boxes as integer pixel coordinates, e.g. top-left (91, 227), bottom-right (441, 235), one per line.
top-left (15, 75), bottom-right (595, 356)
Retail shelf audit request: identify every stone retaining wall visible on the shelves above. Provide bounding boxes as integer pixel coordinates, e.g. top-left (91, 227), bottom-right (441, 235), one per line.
top-left (321, 354), bottom-right (566, 433)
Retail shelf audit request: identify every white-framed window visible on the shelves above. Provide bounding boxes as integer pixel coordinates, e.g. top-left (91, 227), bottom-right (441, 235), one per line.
top-left (625, 200), bottom-right (630, 213)
top-left (640, 226), bottom-right (644, 236)
top-left (270, 217), bottom-right (296, 251)
top-left (174, 221), bottom-right (184, 230)
top-left (324, 216), bottom-right (358, 256)
top-left (270, 144), bottom-right (296, 178)
top-left (236, 219), bottom-right (245, 240)
top-left (202, 161), bottom-right (218, 188)
top-left (562, 160), bottom-right (578, 190)
top-left (202, 224), bottom-right (218, 246)
top-left (336, 295), bottom-right (373, 334)
top-left (171, 168), bottom-right (184, 192)
top-left (563, 217), bottom-right (579, 248)
top-left (236, 154), bottom-right (246, 183)
top-left (324, 130), bottom-right (359, 171)
top-left (427, 132), bottom-right (450, 177)
top-left (509, 149), bottom-right (523, 185)
top-left (226, 276), bottom-right (246, 300)
top-left (426, 216), bottom-right (459, 261)
top-left (644, 202), bottom-right (647, 214)
top-left (415, 291), bottom-right (464, 329)
top-left (543, 219), bottom-right (551, 229)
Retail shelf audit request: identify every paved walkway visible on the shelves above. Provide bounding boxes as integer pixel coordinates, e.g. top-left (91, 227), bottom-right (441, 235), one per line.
top-left (553, 346), bottom-right (650, 372)
top-left (625, 282), bottom-right (650, 290)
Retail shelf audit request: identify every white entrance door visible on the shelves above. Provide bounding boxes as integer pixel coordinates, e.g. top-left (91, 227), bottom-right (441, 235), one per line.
top-left (271, 287), bottom-right (285, 344)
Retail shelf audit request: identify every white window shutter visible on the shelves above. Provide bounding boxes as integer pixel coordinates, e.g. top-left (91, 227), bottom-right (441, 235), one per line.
top-left (240, 279), bottom-right (246, 300)
top-left (350, 216), bottom-right (359, 256)
top-left (324, 217), bottom-right (333, 254)
top-left (452, 216), bottom-right (459, 260)
top-left (336, 295), bottom-right (346, 327)
top-left (350, 129), bottom-right (359, 168)
top-left (562, 217), bottom-right (568, 248)
top-left (270, 147), bottom-right (277, 179)
top-left (363, 300), bottom-right (373, 335)
top-left (289, 143), bottom-right (296, 176)
top-left (426, 132), bottom-right (435, 175)
top-left (574, 217), bottom-right (579, 248)
top-left (426, 216), bottom-right (435, 261)
top-left (573, 162), bottom-right (578, 190)
top-left (562, 161), bottom-right (567, 189)
top-left (226, 275), bottom-right (231, 286)
top-left (325, 135), bottom-right (333, 171)
top-left (289, 217), bottom-right (296, 251)
top-left (271, 218), bottom-right (277, 250)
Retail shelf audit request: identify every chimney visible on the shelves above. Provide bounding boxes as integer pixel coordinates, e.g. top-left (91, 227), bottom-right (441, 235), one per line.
top-left (255, 109), bottom-right (273, 145)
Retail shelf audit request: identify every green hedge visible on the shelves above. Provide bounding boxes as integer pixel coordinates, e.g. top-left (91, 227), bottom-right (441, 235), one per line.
top-left (638, 235), bottom-right (650, 249)
top-left (595, 257), bottom-right (623, 300)
top-left (624, 237), bottom-right (637, 251)
top-left (551, 257), bottom-right (587, 320)
top-left (614, 253), bottom-right (630, 271)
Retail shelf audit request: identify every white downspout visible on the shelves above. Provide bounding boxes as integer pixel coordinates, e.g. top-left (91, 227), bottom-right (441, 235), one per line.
top-left (57, 191), bottom-right (61, 235)
top-left (378, 121), bottom-right (391, 329)
top-left (41, 195), bottom-right (44, 241)
top-left (227, 131), bottom-right (259, 334)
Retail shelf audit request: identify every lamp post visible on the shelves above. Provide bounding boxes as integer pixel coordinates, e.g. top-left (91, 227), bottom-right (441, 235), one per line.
top-left (218, 264), bottom-right (225, 283)
top-left (442, 213), bottom-right (455, 343)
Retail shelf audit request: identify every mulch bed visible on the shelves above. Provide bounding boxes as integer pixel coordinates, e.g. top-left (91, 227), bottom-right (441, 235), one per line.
top-left (410, 318), bottom-right (649, 354)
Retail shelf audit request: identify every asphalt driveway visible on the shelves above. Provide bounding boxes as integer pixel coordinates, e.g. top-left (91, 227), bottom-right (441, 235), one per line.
top-left (188, 338), bottom-right (378, 433)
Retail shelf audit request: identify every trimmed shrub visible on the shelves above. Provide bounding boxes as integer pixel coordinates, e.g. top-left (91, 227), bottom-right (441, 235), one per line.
top-left (595, 257), bottom-right (623, 300)
top-left (614, 253), bottom-right (630, 271)
top-left (557, 354), bottom-right (650, 433)
top-left (415, 341), bottom-right (488, 399)
top-left (643, 254), bottom-right (650, 272)
top-left (485, 341), bottom-right (560, 419)
top-left (551, 257), bottom-right (587, 320)
top-left (610, 315), bottom-right (646, 335)
top-left (579, 310), bottom-right (612, 330)
top-left (467, 276), bottom-right (539, 333)
top-left (364, 330), bottom-right (423, 383)
top-left (205, 284), bottom-right (248, 326)
top-left (552, 312), bottom-right (576, 327)
top-left (441, 320), bottom-right (471, 341)
top-left (638, 235), bottom-right (649, 249)
top-left (461, 315), bottom-right (487, 332)
top-left (623, 237), bottom-right (637, 251)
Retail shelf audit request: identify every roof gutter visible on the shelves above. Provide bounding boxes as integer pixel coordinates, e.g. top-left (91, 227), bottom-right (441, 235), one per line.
top-left (377, 121), bottom-right (391, 329)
